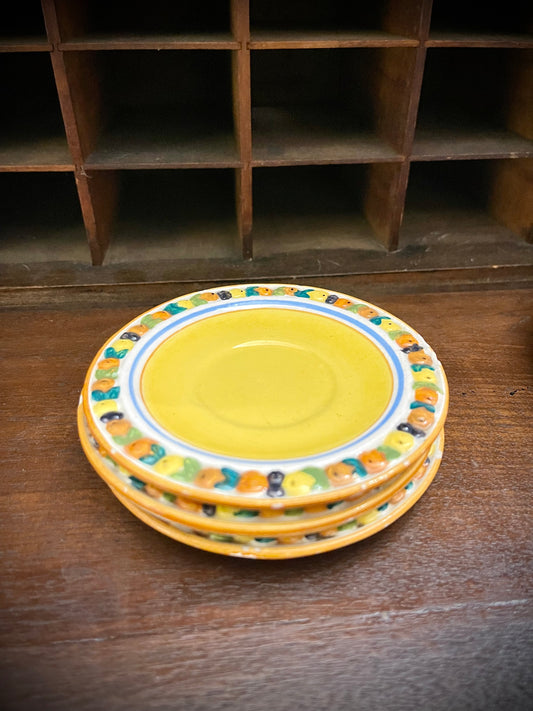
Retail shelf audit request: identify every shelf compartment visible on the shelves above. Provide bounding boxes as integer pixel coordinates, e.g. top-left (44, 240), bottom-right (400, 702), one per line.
top-left (428, 1), bottom-right (532, 47)
top-left (251, 49), bottom-right (416, 164)
top-left (251, 164), bottom-right (397, 257)
top-left (401, 160), bottom-right (533, 261)
top-left (0, 0), bottom-right (50, 52)
top-left (251, 107), bottom-right (402, 165)
top-left (102, 169), bottom-right (241, 265)
top-left (0, 173), bottom-right (88, 266)
top-left (78, 51), bottom-right (239, 168)
top-left (250, 0), bottom-right (421, 48)
top-left (85, 112), bottom-right (241, 170)
top-left (54, 0), bottom-right (238, 50)
top-left (413, 49), bottom-right (533, 160)
top-left (0, 53), bottom-right (72, 170)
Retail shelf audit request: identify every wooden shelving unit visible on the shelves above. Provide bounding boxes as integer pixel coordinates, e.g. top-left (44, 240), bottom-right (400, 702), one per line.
top-left (1, 0), bottom-right (532, 288)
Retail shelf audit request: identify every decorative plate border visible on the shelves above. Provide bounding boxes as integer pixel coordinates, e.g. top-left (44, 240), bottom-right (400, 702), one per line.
top-left (121, 433), bottom-right (442, 547)
top-left (82, 284), bottom-right (448, 504)
top-left (110, 433), bottom-right (444, 560)
top-left (79, 405), bottom-right (432, 536)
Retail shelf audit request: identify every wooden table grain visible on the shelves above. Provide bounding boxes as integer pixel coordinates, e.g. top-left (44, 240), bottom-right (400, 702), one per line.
top-left (1, 273), bottom-right (532, 711)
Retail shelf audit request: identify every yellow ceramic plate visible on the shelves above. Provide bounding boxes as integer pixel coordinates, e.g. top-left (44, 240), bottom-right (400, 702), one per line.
top-left (81, 284), bottom-right (448, 507)
top-left (80, 404), bottom-right (437, 535)
top-left (110, 433), bottom-right (444, 559)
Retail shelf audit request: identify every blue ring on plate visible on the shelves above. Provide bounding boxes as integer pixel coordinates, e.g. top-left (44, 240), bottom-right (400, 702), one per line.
top-left (125, 298), bottom-right (405, 467)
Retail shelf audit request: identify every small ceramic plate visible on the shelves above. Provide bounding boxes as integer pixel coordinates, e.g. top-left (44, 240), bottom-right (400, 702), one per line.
top-left (79, 404), bottom-right (437, 535)
top-left (81, 284), bottom-right (448, 507)
top-left (110, 434), bottom-right (444, 560)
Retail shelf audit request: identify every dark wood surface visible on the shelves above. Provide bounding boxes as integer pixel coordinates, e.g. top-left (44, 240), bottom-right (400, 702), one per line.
top-left (426, 33), bottom-right (533, 48)
top-left (59, 34), bottom-right (239, 51)
top-left (1, 273), bottom-right (532, 711)
top-left (0, 39), bottom-right (52, 52)
top-left (248, 30), bottom-right (419, 49)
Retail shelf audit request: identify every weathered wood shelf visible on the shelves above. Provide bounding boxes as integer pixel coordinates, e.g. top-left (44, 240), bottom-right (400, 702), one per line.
top-left (59, 35), bottom-right (240, 51)
top-left (248, 31), bottom-right (419, 50)
top-left (0, 0), bottom-right (532, 287)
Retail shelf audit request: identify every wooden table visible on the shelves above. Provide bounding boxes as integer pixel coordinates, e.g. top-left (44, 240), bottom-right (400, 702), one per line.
top-left (1, 270), bottom-right (532, 711)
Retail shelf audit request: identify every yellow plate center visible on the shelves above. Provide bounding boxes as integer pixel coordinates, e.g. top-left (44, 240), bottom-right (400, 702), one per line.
top-left (141, 308), bottom-right (393, 460)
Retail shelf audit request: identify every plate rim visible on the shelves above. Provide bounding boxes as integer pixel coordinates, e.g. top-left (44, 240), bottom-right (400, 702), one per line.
top-left (110, 433), bottom-right (444, 560)
top-left (79, 404), bottom-right (438, 536)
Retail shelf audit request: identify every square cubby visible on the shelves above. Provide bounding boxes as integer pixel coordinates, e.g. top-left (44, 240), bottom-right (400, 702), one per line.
top-left (80, 51), bottom-right (239, 168)
top-left (251, 165), bottom-right (389, 258)
top-left (401, 160), bottom-right (533, 265)
top-left (413, 49), bottom-right (533, 159)
top-left (251, 48), bottom-right (414, 164)
top-left (103, 169), bottom-right (240, 264)
top-left (429, 0), bottom-right (532, 40)
top-left (0, 0), bottom-right (47, 46)
top-left (56, 0), bottom-right (234, 45)
top-left (0, 53), bottom-right (71, 169)
top-left (250, 0), bottom-right (426, 49)
top-left (0, 173), bottom-right (88, 267)
top-left (250, 0), bottom-right (402, 40)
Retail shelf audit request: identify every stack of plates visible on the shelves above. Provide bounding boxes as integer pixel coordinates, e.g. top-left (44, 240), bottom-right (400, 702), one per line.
top-left (79, 283), bottom-right (448, 559)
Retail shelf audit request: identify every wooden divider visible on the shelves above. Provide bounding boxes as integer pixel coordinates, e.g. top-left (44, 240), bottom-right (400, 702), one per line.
top-left (42, 0), bottom-right (111, 264)
top-left (231, 0), bottom-right (253, 258)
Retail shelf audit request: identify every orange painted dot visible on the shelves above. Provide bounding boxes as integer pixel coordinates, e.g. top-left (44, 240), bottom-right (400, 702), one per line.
top-left (195, 468), bottom-right (225, 488)
top-left (408, 351), bottom-right (433, 365)
top-left (326, 462), bottom-right (354, 486)
top-left (408, 407), bottom-right (435, 430)
top-left (359, 449), bottom-right (388, 474)
top-left (236, 471), bottom-right (268, 493)
top-left (415, 387), bottom-right (439, 406)
top-left (106, 419), bottom-right (131, 436)
top-left (126, 438), bottom-right (156, 459)
top-left (98, 358), bottom-right (120, 370)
